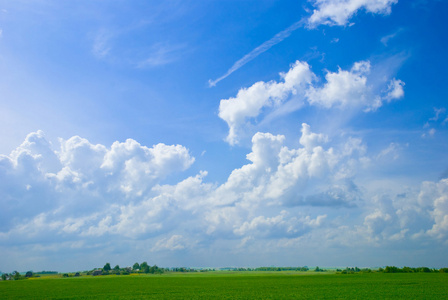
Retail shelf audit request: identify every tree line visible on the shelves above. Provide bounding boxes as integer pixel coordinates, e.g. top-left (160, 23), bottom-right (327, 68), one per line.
top-left (220, 266), bottom-right (311, 272)
top-left (339, 266), bottom-right (448, 274)
top-left (3, 265), bottom-right (448, 280)
top-left (380, 266), bottom-right (448, 273)
top-left (86, 262), bottom-right (165, 276)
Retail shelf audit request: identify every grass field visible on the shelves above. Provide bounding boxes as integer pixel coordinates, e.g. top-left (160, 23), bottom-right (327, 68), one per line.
top-left (1, 272), bottom-right (447, 299)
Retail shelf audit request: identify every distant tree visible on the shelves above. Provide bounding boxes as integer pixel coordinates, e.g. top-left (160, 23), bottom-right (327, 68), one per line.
top-left (149, 265), bottom-right (163, 274)
top-left (384, 266), bottom-right (399, 273)
top-left (13, 271), bottom-right (22, 280)
top-left (417, 267), bottom-right (431, 273)
top-left (114, 265), bottom-right (120, 271)
top-left (141, 262), bottom-right (149, 273)
top-left (132, 262), bottom-right (140, 270)
top-left (25, 271), bottom-right (33, 278)
top-left (103, 263), bottom-right (111, 272)
top-left (361, 268), bottom-right (372, 273)
top-left (2, 273), bottom-right (7, 280)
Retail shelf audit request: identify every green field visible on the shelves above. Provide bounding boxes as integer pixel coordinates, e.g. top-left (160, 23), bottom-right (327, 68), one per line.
top-left (1, 272), bottom-right (447, 299)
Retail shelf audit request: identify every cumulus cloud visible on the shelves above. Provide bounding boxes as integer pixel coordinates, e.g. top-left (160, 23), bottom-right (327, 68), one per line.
top-left (308, 0), bottom-right (398, 27)
top-left (314, 182), bottom-right (446, 250)
top-left (422, 179), bottom-right (448, 240)
top-left (384, 78), bottom-right (405, 101)
top-left (308, 61), bottom-right (372, 108)
top-left (207, 123), bottom-right (368, 221)
top-left (218, 61), bottom-right (314, 145)
top-left (1, 126), bottom-right (447, 270)
top-left (219, 59), bottom-right (404, 145)
top-left (308, 61), bottom-right (404, 111)
top-left (0, 131), bottom-right (195, 229)
top-left (0, 125), bottom-right (362, 245)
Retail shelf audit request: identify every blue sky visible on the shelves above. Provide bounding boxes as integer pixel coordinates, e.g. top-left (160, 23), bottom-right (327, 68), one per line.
top-left (0, 0), bottom-right (447, 272)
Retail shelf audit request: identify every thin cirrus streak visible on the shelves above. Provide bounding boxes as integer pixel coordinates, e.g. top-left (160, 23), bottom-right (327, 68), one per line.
top-left (208, 18), bottom-right (305, 87)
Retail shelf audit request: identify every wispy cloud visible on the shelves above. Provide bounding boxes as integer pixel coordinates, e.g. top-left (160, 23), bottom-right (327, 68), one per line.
top-left (137, 43), bottom-right (186, 68)
top-left (209, 0), bottom-right (399, 87)
top-left (422, 128), bottom-right (436, 138)
top-left (91, 29), bottom-right (113, 59)
top-left (208, 19), bottom-right (305, 87)
top-left (381, 28), bottom-right (404, 46)
top-left (429, 107), bottom-right (446, 121)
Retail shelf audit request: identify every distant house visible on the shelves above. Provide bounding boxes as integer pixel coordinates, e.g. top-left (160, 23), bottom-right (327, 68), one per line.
top-left (1, 273), bottom-right (12, 280)
top-left (92, 270), bottom-right (102, 276)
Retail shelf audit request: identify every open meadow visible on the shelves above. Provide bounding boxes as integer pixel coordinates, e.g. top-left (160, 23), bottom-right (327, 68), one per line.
top-left (1, 272), bottom-right (447, 299)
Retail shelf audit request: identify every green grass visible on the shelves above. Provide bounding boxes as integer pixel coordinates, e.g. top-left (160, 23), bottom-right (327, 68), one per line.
top-left (1, 272), bottom-right (447, 299)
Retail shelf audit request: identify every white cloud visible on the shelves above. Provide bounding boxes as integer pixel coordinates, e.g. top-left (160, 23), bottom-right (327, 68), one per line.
top-left (137, 43), bottom-right (186, 68)
top-left (380, 28), bottom-right (403, 46)
top-left (234, 211), bottom-right (326, 238)
top-left (384, 78), bottom-right (405, 102)
top-left (209, 0), bottom-right (398, 87)
top-left (100, 139), bottom-right (194, 197)
top-left (308, 61), bottom-right (404, 111)
top-left (151, 235), bottom-right (186, 251)
top-left (364, 208), bottom-right (393, 238)
top-left (92, 29), bottom-right (113, 58)
top-left (1, 127), bottom-right (447, 270)
top-left (211, 124), bottom-right (365, 211)
top-left (429, 107), bottom-right (446, 122)
top-left (299, 123), bottom-right (329, 150)
top-left (219, 60), bottom-right (404, 145)
top-left (208, 20), bottom-right (305, 87)
top-left (59, 135), bottom-right (107, 176)
top-left (422, 128), bottom-right (436, 138)
top-left (0, 131), bottom-right (195, 231)
top-left (218, 61), bottom-right (314, 145)
top-left (1, 125), bottom-right (360, 245)
top-left (307, 61), bottom-right (371, 109)
top-left (423, 179), bottom-right (448, 240)
top-left (421, 107), bottom-right (446, 138)
top-left (376, 142), bottom-right (401, 161)
top-left (308, 0), bottom-right (398, 27)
